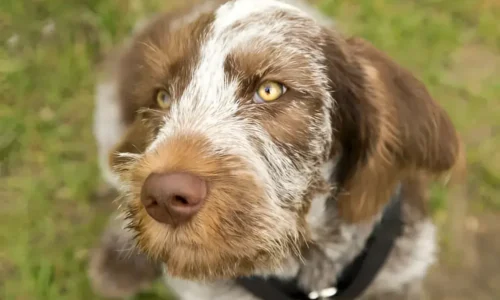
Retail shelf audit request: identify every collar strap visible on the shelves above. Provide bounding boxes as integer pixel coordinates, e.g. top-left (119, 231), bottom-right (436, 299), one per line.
top-left (236, 184), bottom-right (404, 300)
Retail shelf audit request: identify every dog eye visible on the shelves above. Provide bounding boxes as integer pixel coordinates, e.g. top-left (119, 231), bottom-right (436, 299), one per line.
top-left (156, 90), bottom-right (172, 109)
top-left (254, 81), bottom-right (287, 103)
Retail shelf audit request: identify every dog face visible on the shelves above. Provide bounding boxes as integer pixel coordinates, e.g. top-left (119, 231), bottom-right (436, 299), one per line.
top-left (105, 0), bottom-right (463, 281)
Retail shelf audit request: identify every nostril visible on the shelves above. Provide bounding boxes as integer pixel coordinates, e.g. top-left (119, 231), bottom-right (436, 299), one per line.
top-left (173, 195), bottom-right (189, 205)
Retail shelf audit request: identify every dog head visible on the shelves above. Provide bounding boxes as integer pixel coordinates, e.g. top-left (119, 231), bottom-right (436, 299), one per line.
top-left (103, 0), bottom-right (463, 281)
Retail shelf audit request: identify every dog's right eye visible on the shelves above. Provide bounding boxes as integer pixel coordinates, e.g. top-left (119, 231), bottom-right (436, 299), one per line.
top-left (156, 90), bottom-right (172, 109)
top-left (254, 81), bottom-right (287, 103)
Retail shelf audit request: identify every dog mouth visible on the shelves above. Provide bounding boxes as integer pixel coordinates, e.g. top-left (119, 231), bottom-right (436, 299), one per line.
top-left (123, 183), bottom-right (307, 280)
top-left (126, 212), bottom-right (300, 280)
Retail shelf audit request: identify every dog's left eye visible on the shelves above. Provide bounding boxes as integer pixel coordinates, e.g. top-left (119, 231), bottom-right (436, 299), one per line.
top-left (254, 81), bottom-right (287, 103)
top-left (156, 90), bottom-right (172, 109)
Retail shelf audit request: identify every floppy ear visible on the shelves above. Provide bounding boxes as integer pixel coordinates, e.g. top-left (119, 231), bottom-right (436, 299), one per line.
top-left (322, 32), bottom-right (465, 222)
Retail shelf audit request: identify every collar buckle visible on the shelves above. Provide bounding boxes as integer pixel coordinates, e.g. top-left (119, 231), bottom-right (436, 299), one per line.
top-left (308, 287), bottom-right (338, 299)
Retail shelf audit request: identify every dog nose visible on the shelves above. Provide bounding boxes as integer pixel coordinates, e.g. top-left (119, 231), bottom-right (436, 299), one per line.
top-left (140, 172), bottom-right (207, 226)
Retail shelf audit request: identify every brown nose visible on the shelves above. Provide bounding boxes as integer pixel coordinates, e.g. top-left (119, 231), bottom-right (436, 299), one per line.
top-left (140, 172), bottom-right (207, 226)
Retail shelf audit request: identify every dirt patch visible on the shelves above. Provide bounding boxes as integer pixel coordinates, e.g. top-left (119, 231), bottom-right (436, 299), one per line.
top-left (425, 212), bottom-right (500, 299)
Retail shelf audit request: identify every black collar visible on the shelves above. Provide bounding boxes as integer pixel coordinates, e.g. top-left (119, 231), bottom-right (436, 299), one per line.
top-left (236, 184), bottom-right (404, 300)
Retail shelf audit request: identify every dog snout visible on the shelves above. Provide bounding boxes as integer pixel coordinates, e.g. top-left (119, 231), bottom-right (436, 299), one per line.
top-left (140, 172), bottom-right (208, 226)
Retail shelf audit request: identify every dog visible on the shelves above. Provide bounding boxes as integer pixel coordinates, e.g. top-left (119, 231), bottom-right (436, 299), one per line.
top-left (89, 0), bottom-right (465, 299)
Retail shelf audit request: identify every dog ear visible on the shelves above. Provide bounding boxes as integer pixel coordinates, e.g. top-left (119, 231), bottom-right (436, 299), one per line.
top-left (322, 31), bottom-right (465, 222)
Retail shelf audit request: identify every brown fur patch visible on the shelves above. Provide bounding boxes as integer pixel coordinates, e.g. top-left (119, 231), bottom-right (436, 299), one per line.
top-left (258, 102), bottom-right (314, 147)
top-left (116, 8), bottom-right (215, 125)
top-left (224, 45), bottom-right (327, 159)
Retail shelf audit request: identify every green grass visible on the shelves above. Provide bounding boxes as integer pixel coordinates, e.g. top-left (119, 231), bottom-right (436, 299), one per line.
top-left (1, 0), bottom-right (499, 299)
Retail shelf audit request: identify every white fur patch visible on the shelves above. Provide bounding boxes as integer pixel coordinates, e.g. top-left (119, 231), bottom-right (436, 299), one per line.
top-left (371, 220), bottom-right (437, 293)
top-left (93, 79), bottom-right (126, 189)
top-left (165, 275), bottom-right (259, 300)
top-left (306, 159), bottom-right (336, 229)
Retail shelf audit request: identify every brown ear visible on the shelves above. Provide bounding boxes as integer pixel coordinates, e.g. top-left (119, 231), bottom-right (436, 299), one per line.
top-left (322, 32), bottom-right (465, 222)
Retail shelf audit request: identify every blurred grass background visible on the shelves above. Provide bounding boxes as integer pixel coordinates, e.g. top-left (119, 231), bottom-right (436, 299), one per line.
top-left (1, 0), bottom-right (499, 299)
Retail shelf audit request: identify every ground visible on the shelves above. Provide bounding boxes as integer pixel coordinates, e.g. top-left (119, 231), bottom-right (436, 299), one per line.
top-left (1, 0), bottom-right (499, 299)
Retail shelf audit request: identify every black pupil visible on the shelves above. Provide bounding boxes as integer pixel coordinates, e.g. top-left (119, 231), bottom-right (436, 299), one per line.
top-left (265, 86), bottom-right (272, 94)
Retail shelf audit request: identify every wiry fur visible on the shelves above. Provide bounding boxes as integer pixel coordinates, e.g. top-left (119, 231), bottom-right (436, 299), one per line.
top-left (89, 0), bottom-right (464, 299)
